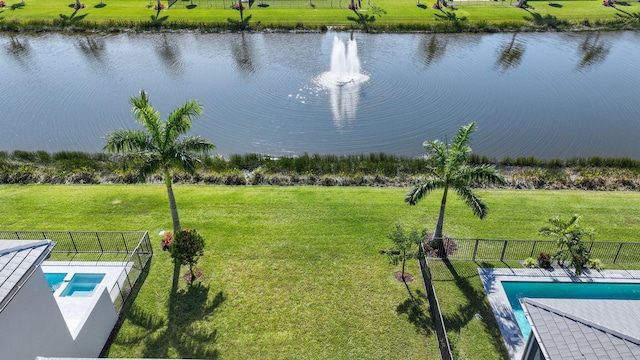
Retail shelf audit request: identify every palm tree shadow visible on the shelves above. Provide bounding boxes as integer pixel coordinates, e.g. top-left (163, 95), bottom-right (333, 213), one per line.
top-left (59, 9), bottom-right (88, 22)
top-left (438, 260), bottom-right (509, 358)
top-left (141, 283), bottom-right (226, 358)
top-left (396, 289), bottom-right (433, 337)
top-left (614, 7), bottom-right (640, 17)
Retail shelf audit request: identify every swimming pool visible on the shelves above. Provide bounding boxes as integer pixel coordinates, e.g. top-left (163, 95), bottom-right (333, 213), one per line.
top-left (44, 273), bottom-right (67, 293)
top-left (60, 273), bottom-right (106, 297)
top-left (502, 281), bottom-right (640, 339)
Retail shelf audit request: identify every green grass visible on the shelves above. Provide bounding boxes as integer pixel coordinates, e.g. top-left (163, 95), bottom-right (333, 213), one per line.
top-left (3, 185), bottom-right (640, 358)
top-left (0, 0), bottom-right (639, 30)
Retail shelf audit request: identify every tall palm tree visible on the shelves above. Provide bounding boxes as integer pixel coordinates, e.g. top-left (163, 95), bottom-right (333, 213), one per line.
top-left (104, 90), bottom-right (215, 234)
top-left (405, 122), bottom-right (505, 254)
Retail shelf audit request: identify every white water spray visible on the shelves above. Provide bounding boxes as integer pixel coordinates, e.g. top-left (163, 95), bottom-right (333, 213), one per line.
top-left (317, 36), bottom-right (369, 127)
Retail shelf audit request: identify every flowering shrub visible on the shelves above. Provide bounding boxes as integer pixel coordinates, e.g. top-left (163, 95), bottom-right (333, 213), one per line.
top-left (348, 3), bottom-right (358, 9)
top-left (537, 252), bottom-right (551, 268)
top-left (0, 1), bottom-right (6, 7)
top-left (154, 2), bottom-right (165, 9)
top-left (232, 3), bottom-right (245, 9)
top-left (160, 231), bottom-right (173, 251)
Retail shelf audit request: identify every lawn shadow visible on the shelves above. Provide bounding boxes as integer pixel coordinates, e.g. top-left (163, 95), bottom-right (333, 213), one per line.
top-left (100, 256), bottom-right (154, 355)
top-left (417, 3), bottom-right (427, 8)
top-left (614, 6), bottom-right (640, 17)
top-left (434, 9), bottom-right (466, 21)
top-left (58, 10), bottom-right (88, 23)
top-left (435, 259), bottom-right (510, 358)
top-left (548, 2), bottom-right (562, 7)
top-left (11, 3), bottom-right (25, 9)
top-left (396, 289), bottom-right (433, 337)
top-left (94, 3), bottom-right (106, 7)
top-left (186, 3), bottom-right (197, 8)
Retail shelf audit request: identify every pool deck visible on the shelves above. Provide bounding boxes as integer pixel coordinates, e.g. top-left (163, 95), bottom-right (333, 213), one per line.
top-left (479, 267), bottom-right (640, 360)
top-left (41, 261), bottom-right (132, 336)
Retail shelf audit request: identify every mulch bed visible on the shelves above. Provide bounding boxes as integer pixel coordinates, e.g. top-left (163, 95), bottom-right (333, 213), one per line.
top-left (394, 271), bottom-right (415, 283)
top-left (182, 267), bottom-right (203, 282)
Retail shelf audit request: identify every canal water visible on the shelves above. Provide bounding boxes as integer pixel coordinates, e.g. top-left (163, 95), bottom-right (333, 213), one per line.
top-left (2, 31), bottom-right (639, 159)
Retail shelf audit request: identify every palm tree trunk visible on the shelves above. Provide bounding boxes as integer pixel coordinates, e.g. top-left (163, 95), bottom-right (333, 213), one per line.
top-left (401, 250), bottom-right (414, 298)
top-left (433, 186), bottom-right (448, 257)
top-left (164, 168), bottom-right (182, 234)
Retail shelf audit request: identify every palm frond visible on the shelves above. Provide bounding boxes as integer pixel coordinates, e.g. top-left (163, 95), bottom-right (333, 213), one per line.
top-left (405, 178), bottom-right (445, 205)
top-left (104, 130), bottom-right (154, 154)
top-left (453, 185), bottom-right (488, 219)
top-left (457, 165), bottom-right (506, 186)
top-left (130, 90), bottom-right (162, 144)
top-left (177, 136), bottom-right (217, 154)
top-left (165, 100), bottom-right (203, 144)
top-left (450, 122), bottom-right (476, 153)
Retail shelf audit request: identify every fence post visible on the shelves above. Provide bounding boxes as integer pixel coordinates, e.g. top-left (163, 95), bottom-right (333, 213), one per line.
top-left (69, 232), bottom-right (78, 253)
top-left (472, 238), bottom-right (479, 261)
top-left (613, 242), bottom-right (624, 264)
top-left (530, 240), bottom-right (537, 257)
top-left (500, 240), bottom-right (508, 262)
top-left (96, 233), bottom-right (104, 253)
top-left (122, 233), bottom-right (129, 254)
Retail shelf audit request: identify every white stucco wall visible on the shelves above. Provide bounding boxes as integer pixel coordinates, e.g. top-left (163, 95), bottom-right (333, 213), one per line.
top-left (0, 268), bottom-right (80, 360)
top-left (73, 288), bottom-right (118, 357)
top-left (0, 268), bottom-right (118, 360)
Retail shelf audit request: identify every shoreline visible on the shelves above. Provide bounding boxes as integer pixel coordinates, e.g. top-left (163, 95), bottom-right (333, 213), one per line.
top-left (2, 152), bottom-right (640, 190)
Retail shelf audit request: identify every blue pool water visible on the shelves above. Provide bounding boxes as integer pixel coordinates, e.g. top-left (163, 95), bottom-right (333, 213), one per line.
top-left (502, 281), bottom-right (640, 339)
top-left (60, 273), bottom-right (106, 297)
top-left (45, 273), bottom-right (67, 293)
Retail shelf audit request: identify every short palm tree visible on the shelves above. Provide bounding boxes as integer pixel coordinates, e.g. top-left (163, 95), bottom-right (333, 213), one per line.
top-left (104, 90), bottom-right (215, 234)
top-left (539, 214), bottom-right (594, 275)
top-left (405, 122), bottom-right (505, 254)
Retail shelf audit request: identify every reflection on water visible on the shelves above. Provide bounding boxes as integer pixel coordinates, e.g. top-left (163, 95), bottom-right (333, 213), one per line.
top-left (5, 35), bottom-right (32, 70)
top-left (577, 32), bottom-right (610, 70)
top-left (76, 36), bottom-right (107, 67)
top-left (155, 34), bottom-right (183, 76)
top-left (419, 34), bottom-right (447, 68)
top-left (231, 33), bottom-right (256, 74)
top-left (495, 33), bottom-right (525, 73)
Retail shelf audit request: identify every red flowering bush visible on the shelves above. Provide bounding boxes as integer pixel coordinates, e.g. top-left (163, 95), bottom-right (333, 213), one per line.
top-left (154, 2), bottom-right (165, 10)
top-left (0, 1), bottom-right (6, 7)
top-left (161, 231), bottom-right (173, 251)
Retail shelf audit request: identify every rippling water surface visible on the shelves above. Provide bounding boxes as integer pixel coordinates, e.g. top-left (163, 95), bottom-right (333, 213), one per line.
top-left (2, 31), bottom-right (639, 158)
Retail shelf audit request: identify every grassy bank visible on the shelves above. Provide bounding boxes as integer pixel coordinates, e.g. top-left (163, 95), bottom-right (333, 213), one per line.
top-left (0, 0), bottom-right (639, 32)
top-left (3, 185), bottom-right (640, 358)
top-left (4, 151), bottom-right (640, 190)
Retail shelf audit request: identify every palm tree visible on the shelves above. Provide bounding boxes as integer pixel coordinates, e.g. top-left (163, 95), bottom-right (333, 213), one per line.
top-left (539, 214), bottom-right (594, 275)
top-left (104, 90), bottom-right (215, 234)
top-left (405, 122), bottom-right (505, 255)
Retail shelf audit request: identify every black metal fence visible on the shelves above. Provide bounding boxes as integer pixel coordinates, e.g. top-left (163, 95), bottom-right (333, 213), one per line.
top-left (430, 238), bottom-right (640, 264)
top-left (0, 230), bottom-right (153, 314)
top-left (418, 243), bottom-right (454, 360)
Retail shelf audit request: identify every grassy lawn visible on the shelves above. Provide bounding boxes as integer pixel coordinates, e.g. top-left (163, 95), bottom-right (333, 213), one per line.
top-left (2, 185), bottom-right (640, 358)
top-left (0, 0), bottom-right (639, 29)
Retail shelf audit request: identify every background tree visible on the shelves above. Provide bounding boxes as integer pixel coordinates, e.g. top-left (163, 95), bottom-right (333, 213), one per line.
top-left (171, 228), bottom-right (205, 283)
top-left (539, 214), bottom-right (595, 275)
top-left (405, 122), bottom-right (505, 255)
top-left (104, 90), bottom-right (215, 234)
top-left (384, 223), bottom-right (422, 296)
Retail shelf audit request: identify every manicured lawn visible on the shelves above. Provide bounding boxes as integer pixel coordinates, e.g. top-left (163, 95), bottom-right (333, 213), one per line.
top-left (2, 185), bottom-right (640, 358)
top-left (0, 0), bottom-right (638, 28)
